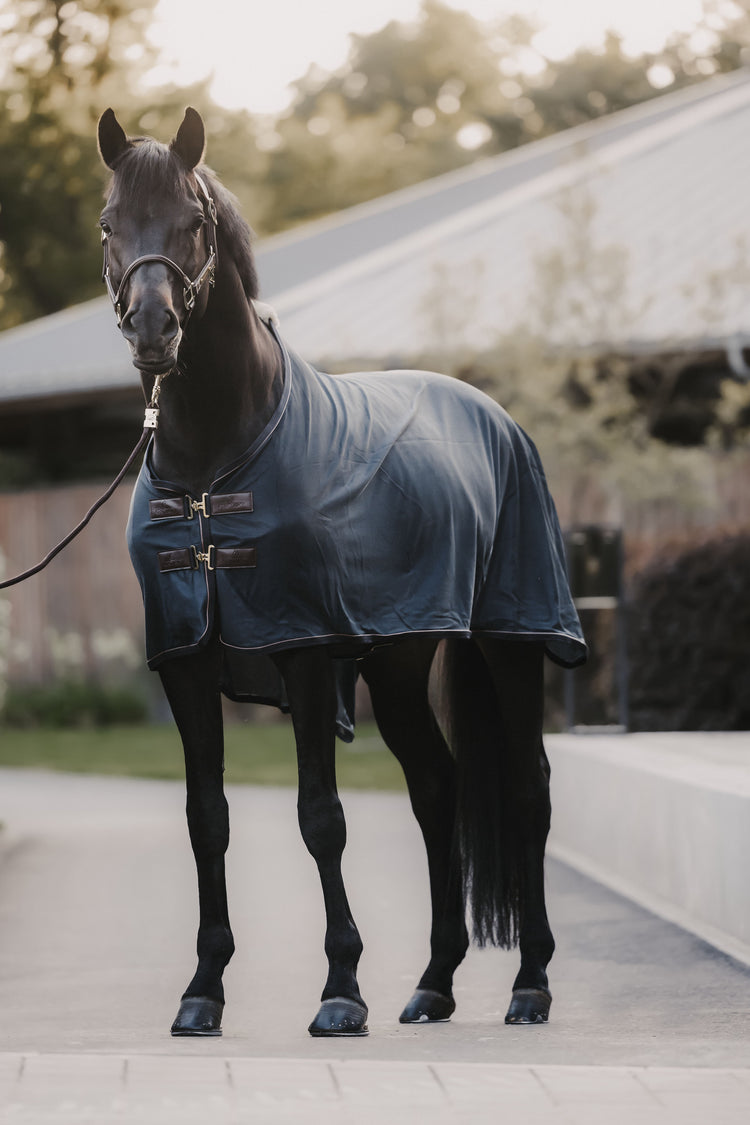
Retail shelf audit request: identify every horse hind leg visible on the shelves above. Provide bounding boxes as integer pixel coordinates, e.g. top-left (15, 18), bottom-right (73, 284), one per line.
top-left (158, 641), bottom-right (233, 1037)
top-left (479, 637), bottom-right (554, 1024)
top-left (450, 637), bottom-right (554, 1026)
top-left (360, 638), bottom-right (469, 1025)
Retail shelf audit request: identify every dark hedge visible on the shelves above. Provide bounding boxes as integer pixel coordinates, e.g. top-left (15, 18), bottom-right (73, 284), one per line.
top-left (627, 532), bottom-right (750, 731)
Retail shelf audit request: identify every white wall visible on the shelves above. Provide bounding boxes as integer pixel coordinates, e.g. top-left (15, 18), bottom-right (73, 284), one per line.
top-left (547, 731), bottom-right (750, 966)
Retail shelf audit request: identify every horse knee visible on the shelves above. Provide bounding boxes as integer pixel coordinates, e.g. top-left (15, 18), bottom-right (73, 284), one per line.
top-left (186, 792), bottom-right (230, 856)
top-left (298, 791), bottom-right (346, 863)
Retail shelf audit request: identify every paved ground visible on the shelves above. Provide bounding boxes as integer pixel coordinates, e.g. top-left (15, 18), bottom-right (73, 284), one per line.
top-left (0, 760), bottom-right (749, 1122)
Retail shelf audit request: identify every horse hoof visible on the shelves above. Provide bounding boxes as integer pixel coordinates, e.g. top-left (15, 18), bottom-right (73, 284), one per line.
top-left (308, 997), bottom-right (369, 1037)
top-left (171, 996), bottom-right (224, 1036)
top-left (399, 988), bottom-right (456, 1024)
top-left (505, 988), bottom-right (551, 1025)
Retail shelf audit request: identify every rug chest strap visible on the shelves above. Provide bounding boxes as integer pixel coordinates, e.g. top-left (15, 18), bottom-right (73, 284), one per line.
top-left (149, 491), bottom-right (254, 521)
top-left (158, 546), bottom-right (257, 573)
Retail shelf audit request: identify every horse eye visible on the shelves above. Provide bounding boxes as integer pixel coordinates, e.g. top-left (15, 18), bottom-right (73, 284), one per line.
top-left (99, 219), bottom-right (112, 236)
top-left (190, 217), bottom-right (205, 235)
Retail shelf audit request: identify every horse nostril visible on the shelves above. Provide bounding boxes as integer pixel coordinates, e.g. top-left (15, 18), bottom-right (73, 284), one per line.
top-left (164, 307), bottom-right (180, 341)
top-left (120, 305), bottom-right (137, 339)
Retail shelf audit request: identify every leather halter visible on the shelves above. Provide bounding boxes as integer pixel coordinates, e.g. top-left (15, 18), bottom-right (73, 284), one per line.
top-left (101, 172), bottom-right (218, 327)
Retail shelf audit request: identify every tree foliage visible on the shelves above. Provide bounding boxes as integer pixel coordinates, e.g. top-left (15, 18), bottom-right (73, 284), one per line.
top-left (0, 0), bottom-right (161, 325)
top-left (257, 0), bottom-right (750, 231)
top-left (3, 0), bottom-right (750, 328)
top-left (0, 0), bottom-right (266, 328)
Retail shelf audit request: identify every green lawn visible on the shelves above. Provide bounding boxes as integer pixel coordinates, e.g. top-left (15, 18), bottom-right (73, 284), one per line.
top-left (0, 720), bottom-right (407, 791)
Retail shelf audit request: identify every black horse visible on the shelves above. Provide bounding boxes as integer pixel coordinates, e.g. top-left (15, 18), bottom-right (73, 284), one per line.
top-left (97, 108), bottom-right (585, 1038)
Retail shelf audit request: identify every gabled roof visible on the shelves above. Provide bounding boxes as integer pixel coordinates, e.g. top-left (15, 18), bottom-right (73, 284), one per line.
top-left (3, 67), bottom-right (750, 406)
top-left (269, 67), bottom-right (750, 364)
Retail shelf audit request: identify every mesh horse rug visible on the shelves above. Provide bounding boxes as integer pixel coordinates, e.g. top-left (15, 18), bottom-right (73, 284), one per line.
top-left (127, 319), bottom-right (585, 733)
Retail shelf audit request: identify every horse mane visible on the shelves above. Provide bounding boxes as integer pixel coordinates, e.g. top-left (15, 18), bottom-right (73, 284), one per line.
top-left (199, 166), bottom-right (259, 302)
top-left (106, 137), bottom-right (259, 301)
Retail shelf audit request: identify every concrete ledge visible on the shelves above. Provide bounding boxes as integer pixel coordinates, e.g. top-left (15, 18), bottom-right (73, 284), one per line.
top-left (546, 731), bottom-right (750, 966)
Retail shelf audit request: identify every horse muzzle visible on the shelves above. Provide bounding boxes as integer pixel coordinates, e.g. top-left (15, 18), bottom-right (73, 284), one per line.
top-left (120, 285), bottom-right (182, 374)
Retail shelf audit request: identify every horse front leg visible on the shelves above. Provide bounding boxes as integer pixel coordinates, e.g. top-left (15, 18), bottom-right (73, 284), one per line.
top-left (273, 648), bottom-right (368, 1037)
top-left (158, 640), bottom-right (233, 1036)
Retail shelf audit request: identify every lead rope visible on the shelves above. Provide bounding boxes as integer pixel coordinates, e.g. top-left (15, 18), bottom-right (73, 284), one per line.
top-left (0, 374), bottom-right (165, 590)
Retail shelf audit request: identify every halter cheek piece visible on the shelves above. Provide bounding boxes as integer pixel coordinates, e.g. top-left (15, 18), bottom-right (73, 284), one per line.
top-left (101, 172), bottom-right (218, 328)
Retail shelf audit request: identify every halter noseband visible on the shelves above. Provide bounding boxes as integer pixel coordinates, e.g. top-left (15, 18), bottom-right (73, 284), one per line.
top-left (101, 172), bottom-right (218, 327)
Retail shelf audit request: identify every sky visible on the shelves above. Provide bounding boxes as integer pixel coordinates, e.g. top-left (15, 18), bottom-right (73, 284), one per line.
top-left (147, 0), bottom-right (710, 116)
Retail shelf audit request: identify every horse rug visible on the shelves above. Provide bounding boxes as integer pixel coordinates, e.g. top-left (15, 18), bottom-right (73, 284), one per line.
top-left (127, 321), bottom-right (585, 735)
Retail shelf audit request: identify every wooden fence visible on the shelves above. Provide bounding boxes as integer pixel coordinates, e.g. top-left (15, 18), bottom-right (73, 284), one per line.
top-left (0, 483), bottom-right (143, 684)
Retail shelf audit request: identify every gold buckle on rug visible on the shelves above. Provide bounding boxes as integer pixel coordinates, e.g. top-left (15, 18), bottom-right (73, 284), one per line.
top-left (187, 493), bottom-right (210, 519)
top-left (191, 544), bottom-right (215, 570)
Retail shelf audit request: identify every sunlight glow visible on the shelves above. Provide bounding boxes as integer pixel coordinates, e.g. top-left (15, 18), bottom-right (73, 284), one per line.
top-left (456, 121), bottom-right (493, 150)
top-left (147, 0), bottom-right (708, 117)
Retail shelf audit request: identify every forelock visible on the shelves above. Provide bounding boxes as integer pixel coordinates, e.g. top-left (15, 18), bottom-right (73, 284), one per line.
top-left (106, 139), bottom-right (193, 208)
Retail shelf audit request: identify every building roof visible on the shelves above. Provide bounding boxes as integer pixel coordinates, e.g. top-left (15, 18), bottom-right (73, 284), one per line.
top-left (4, 67), bottom-right (750, 406)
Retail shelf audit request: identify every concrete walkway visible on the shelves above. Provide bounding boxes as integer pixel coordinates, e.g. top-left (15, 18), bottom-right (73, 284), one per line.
top-left (0, 758), bottom-right (749, 1122)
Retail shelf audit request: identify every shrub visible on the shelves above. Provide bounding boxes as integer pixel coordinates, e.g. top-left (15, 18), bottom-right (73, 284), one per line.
top-left (627, 532), bottom-right (750, 730)
top-left (2, 679), bottom-right (148, 728)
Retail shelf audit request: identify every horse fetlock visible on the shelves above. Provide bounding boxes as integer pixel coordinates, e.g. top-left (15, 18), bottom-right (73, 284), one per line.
top-left (513, 955), bottom-right (552, 994)
top-left (419, 949), bottom-right (466, 997)
top-left (322, 972), bottom-right (366, 1008)
top-left (324, 922), bottom-right (363, 969)
top-left (519, 928), bottom-right (555, 967)
top-left (197, 924), bottom-right (235, 966)
top-left (435, 917), bottom-right (470, 961)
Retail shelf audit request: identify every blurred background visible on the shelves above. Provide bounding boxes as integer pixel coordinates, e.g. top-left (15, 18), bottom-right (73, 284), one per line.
top-left (1, 0), bottom-right (749, 739)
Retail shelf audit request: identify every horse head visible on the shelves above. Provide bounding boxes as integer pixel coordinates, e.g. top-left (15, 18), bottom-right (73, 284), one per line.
top-left (97, 108), bottom-right (217, 375)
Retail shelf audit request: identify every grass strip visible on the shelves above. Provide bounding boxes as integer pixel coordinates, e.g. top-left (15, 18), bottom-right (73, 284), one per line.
top-left (0, 720), bottom-right (406, 791)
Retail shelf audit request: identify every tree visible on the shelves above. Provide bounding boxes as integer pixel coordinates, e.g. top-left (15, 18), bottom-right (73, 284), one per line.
top-left (0, 1), bottom-right (163, 327)
top-left (0, 0), bottom-right (160, 118)
top-left (259, 0), bottom-right (750, 233)
top-left (4, 0), bottom-right (750, 330)
top-left (0, 1), bottom-right (274, 329)
top-left (262, 0), bottom-right (515, 230)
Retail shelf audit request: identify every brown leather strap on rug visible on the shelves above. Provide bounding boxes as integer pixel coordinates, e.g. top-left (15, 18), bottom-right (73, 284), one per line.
top-left (149, 492), bottom-right (254, 521)
top-left (157, 546), bottom-right (257, 573)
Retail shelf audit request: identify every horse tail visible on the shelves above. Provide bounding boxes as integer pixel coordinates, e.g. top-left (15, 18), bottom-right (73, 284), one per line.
top-left (440, 637), bottom-right (527, 949)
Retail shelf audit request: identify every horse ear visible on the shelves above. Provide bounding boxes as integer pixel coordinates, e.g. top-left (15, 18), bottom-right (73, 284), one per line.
top-left (98, 109), bottom-right (131, 169)
top-left (170, 107), bottom-right (205, 170)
